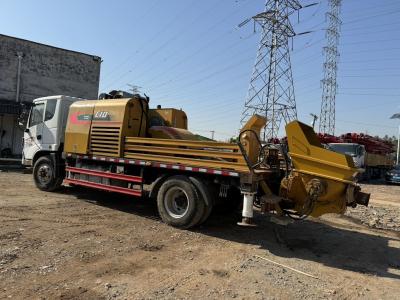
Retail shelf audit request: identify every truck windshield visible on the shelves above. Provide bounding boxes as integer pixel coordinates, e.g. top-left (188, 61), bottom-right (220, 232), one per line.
top-left (328, 144), bottom-right (359, 156)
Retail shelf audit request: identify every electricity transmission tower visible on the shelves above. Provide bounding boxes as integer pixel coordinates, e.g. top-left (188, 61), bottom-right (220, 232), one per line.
top-left (319, 0), bottom-right (342, 135)
top-left (241, 0), bottom-right (301, 141)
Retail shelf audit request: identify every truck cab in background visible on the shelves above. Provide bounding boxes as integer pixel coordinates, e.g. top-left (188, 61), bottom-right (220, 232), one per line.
top-left (328, 142), bottom-right (394, 180)
top-left (22, 96), bottom-right (81, 189)
top-left (327, 143), bottom-right (366, 168)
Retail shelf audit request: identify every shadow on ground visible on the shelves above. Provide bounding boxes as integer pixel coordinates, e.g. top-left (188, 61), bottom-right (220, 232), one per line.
top-left (58, 186), bottom-right (400, 280)
top-left (58, 185), bottom-right (160, 220)
top-left (203, 214), bottom-right (400, 280)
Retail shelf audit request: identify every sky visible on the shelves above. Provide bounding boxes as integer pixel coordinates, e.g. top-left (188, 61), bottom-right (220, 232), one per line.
top-left (1, 0), bottom-right (400, 141)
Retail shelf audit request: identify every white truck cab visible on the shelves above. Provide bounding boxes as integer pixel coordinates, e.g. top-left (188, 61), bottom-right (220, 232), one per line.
top-left (327, 143), bottom-right (366, 168)
top-left (22, 95), bottom-right (82, 166)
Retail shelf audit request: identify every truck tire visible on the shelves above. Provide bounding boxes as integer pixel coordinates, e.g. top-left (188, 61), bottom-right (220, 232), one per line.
top-left (157, 176), bottom-right (204, 229)
top-left (189, 177), bottom-right (214, 226)
top-left (33, 155), bottom-right (63, 192)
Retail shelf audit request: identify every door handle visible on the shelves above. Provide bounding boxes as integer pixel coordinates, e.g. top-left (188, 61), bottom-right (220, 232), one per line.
top-left (37, 135), bottom-right (42, 140)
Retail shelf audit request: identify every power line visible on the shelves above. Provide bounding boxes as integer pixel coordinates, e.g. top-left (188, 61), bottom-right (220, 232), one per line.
top-left (154, 77), bottom-right (319, 122)
top-left (342, 47), bottom-right (400, 55)
top-left (153, 71), bottom-right (251, 108)
top-left (178, 77), bottom-right (318, 120)
top-left (340, 74), bottom-right (400, 78)
top-left (101, 0), bottom-right (177, 81)
top-left (145, 46), bottom-right (322, 108)
top-left (145, 39), bottom-right (255, 92)
top-left (141, 2), bottom-right (257, 88)
top-left (106, 4), bottom-right (324, 101)
top-left (165, 80), bottom-right (320, 120)
top-left (343, 20), bottom-right (400, 32)
top-left (340, 58), bottom-right (400, 63)
top-left (150, 37), bottom-right (323, 98)
top-left (338, 92), bottom-right (400, 97)
top-left (347, 0), bottom-right (399, 11)
top-left (341, 67), bottom-right (400, 72)
top-left (341, 1), bottom-right (400, 18)
top-left (153, 56), bottom-right (254, 99)
top-left (101, 0), bottom-right (199, 90)
top-left (341, 27), bottom-right (400, 37)
top-left (341, 38), bottom-right (400, 46)
top-left (119, 0), bottom-right (230, 85)
top-left (335, 99), bottom-right (399, 113)
top-left (342, 8), bottom-right (400, 25)
top-left (336, 119), bottom-right (397, 129)
top-left (341, 87), bottom-right (400, 90)
top-left (102, 0), bottom-right (253, 91)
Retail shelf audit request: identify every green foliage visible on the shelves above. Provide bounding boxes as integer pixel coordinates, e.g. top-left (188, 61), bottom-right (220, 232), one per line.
top-left (229, 137), bottom-right (238, 144)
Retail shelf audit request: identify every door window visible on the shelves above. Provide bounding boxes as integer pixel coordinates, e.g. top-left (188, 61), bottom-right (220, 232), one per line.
top-left (44, 99), bottom-right (57, 121)
top-left (29, 103), bottom-right (45, 127)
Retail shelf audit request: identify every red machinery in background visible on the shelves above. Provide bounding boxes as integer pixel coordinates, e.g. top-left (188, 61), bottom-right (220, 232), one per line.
top-left (341, 133), bottom-right (394, 155)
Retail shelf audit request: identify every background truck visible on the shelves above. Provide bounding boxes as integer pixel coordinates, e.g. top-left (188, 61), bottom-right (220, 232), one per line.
top-left (22, 94), bottom-right (370, 228)
top-left (326, 133), bottom-right (394, 180)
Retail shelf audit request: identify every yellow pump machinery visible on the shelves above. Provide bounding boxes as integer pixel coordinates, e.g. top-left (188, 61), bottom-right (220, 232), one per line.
top-left (27, 95), bottom-right (370, 228)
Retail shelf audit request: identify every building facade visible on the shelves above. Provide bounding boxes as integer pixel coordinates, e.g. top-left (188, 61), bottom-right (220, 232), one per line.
top-left (0, 34), bottom-right (101, 156)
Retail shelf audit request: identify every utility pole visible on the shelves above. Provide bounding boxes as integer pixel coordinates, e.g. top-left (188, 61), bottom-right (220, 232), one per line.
top-left (310, 113), bottom-right (318, 129)
top-left (319, 0), bottom-right (342, 135)
top-left (210, 130), bottom-right (215, 140)
top-left (15, 52), bottom-right (24, 103)
top-left (390, 113), bottom-right (400, 165)
top-left (397, 124), bottom-right (400, 165)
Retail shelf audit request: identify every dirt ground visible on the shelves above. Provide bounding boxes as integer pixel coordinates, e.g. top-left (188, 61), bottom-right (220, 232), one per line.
top-left (0, 172), bottom-right (399, 300)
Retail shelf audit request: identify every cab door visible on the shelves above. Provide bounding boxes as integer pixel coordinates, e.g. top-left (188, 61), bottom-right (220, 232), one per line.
top-left (23, 101), bottom-right (45, 161)
top-left (41, 99), bottom-right (58, 147)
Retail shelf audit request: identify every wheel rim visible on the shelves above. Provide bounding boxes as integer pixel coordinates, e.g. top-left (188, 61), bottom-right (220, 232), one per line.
top-left (37, 163), bottom-right (52, 185)
top-left (164, 186), bottom-right (190, 219)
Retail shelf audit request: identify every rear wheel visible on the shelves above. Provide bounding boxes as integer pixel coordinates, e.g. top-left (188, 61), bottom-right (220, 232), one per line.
top-left (33, 155), bottom-right (63, 191)
top-left (157, 176), bottom-right (204, 229)
top-left (189, 177), bottom-right (214, 226)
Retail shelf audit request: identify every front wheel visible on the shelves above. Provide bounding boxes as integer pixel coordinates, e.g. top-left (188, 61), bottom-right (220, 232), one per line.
top-left (33, 155), bottom-right (63, 191)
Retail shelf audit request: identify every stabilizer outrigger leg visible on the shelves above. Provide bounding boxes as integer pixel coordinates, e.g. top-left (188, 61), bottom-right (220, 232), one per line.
top-left (237, 191), bottom-right (257, 227)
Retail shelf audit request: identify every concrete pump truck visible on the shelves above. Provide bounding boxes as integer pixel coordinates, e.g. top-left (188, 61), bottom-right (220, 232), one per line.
top-left (22, 94), bottom-right (370, 228)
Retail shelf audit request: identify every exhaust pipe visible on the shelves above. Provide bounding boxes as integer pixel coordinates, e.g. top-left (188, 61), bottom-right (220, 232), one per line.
top-left (347, 185), bottom-right (370, 207)
top-left (355, 191), bottom-right (370, 207)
